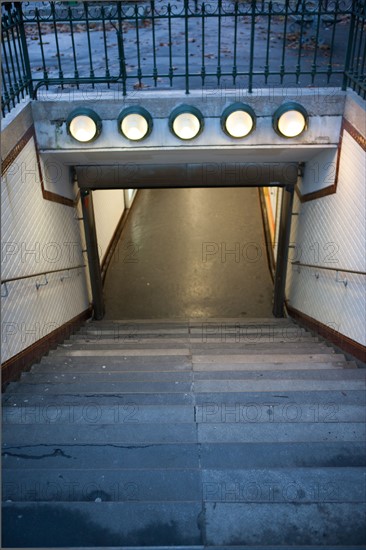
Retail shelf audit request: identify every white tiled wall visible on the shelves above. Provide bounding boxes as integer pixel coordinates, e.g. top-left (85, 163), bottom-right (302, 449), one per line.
top-left (93, 189), bottom-right (125, 264)
top-left (286, 119), bottom-right (366, 346)
top-left (1, 136), bottom-right (90, 363)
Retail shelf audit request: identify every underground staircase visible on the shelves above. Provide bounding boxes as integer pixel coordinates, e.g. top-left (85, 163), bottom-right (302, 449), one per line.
top-left (2, 317), bottom-right (366, 548)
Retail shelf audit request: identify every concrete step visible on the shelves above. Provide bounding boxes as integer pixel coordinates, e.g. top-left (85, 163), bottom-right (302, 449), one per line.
top-left (193, 379), bottom-right (366, 392)
top-left (7, 378), bottom-right (365, 394)
top-left (199, 442), bottom-right (366, 469)
top-left (20, 547), bottom-right (366, 550)
top-left (2, 402), bottom-right (364, 425)
top-left (7, 381), bottom-right (194, 394)
top-left (2, 443), bottom-right (201, 470)
top-left (3, 467), bottom-right (365, 503)
top-left (3, 442), bottom-right (365, 471)
top-left (19, 368), bottom-right (365, 386)
top-left (2, 501), bottom-right (365, 547)
top-left (194, 360), bottom-right (356, 371)
top-left (2, 502), bottom-right (202, 547)
top-left (37, 355), bottom-right (193, 371)
top-left (202, 467), bottom-right (366, 503)
top-left (190, 343), bottom-right (332, 353)
top-left (4, 390), bottom-right (365, 407)
top-left (2, 403), bottom-right (195, 425)
top-left (93, 318), bottom-right (295, 325)
top-left (2, 468), bottom-right (202, 502)
top-left (197, 422), bottom-right (365, 443)
top-left (33, 359), bottom-right (356, 374)
top-left (194, 402), bottom-right (365, 423)
top-left (2, 423), bottom-right (198, 446)
top-left (3, 422), bottom-right (364, 446)
top-left (202, 502), bottom-right (366, 546)
top-left (2, 392), bottom-right (196, 406)
top-left (193, 369), bottom-right (364, 380)
top-left (78, 325), bottom-right (308, 336)
top-left (20, 371), bottom-right (194, 384)
top-left (49, 349), bottom-right (190, 357)
top-left (67, 335), bottom-right (318, 345)
top-left (53, 342), bottom-right (329, 352)
top-left (193, 354), bottom-right (344, 363)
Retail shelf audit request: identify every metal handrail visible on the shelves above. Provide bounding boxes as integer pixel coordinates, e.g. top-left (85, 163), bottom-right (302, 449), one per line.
top-left (1, 264), bottom-right (86, 284)
top-left (291, 261), bottom-right (366, 276)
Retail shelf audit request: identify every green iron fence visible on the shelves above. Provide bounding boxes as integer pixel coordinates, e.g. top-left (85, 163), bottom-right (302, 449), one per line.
top-left (1, 0), bottom-right (366, 116)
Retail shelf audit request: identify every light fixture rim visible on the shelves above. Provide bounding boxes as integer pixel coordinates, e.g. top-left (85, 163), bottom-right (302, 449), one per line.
top-left (272, 101), bottom-right (309, 138)
top-left (169, 104), bottom-right (204, 140)
top-left (66, 107), bottom-right (102, 143)
top-left (117, 106), bottom-right (153, 141)
top-left (221, 102), bottom-right (257, 138)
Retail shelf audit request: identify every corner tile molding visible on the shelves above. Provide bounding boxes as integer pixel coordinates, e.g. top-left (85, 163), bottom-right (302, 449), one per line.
top-left (1, 307), bottom-right (92, 390)
top-left (287, 303), bottom-right (366, 363)
top-left (296, 117), bottom-right (366, 203)
top-left (1, 124), bottom-right (75, 208)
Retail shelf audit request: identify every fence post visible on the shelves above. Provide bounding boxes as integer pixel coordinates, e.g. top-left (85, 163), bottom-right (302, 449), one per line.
top-left (184, 0), bottom-right (189, 94)
top-left (15, 3), bottom-right (33, 98)
top-left (248, 0), bottom-right (256, 93)
top-left (81, 189), bottom-right (105, 320)
top-left (273, 184), bottom-right (294, 318)
top-left (342, 0), bottom-right (357, 90)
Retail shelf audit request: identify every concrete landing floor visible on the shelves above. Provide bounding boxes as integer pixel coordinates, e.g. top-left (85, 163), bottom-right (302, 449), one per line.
top-left (104, 187), bottom-right (274, 319)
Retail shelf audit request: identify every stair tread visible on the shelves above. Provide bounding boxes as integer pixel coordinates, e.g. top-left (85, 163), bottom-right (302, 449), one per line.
top-left (33, 360), bottom-right (355, 373)
top-left (7, 379), bottom-right (365, 394)
top-left (19, 368), bottom-right (366, 384)
top-left (4, 390), bottom-right (365, 406)
top-left (3, 467), bottom-right (365, 503)
top-left (3, 442), bottom-right (365, 470)
top-left (3, 315), bottom-right (364, 548)
top-left (3, 422), bottom-right (365, 445)
top-left (2, 501), bottom-right (365, 546)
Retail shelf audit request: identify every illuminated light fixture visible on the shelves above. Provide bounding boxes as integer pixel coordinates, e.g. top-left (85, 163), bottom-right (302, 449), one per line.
top-left (169, 105), bottom-right (204, 140)
top-left (221, 103), bottom-right (256, 138)
top-left (66, 108), bottom-right (102, 143)
top-left (118, 106), bottom-right (153, 141)
top-left (273, 102), bottom-right (308, 138)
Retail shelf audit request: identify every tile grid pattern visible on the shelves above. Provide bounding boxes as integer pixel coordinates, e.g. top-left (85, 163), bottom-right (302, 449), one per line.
top-left (286, 130), bottom-right (366, 346)
top-left (1, 137), bottom-right (90, 362)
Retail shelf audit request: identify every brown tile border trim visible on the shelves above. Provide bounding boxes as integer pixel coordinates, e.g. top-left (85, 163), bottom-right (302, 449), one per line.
top-left (2, 124), bottom-right (76, 208)
top-left (1, 306), bottom-right (92, 390)
top-left (296, 117), bottom-right (366, 203)
top-left (286, 302), bottom-right (366, 363)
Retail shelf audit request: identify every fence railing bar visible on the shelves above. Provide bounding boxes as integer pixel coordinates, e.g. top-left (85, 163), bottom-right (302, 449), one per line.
top-left (1, 1), bottom-right (365, 115)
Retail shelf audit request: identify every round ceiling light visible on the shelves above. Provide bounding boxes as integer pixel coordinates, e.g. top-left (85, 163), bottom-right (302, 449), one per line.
top-left (118, 106), bottom-right (153, 141)
top-left (221, 103), bottom-right (256, 138)
top-left (273, 102), bottom-right (308, 138)
top-left (66, 108), bottom-right (102, 143)
top-left (169, 105), bottom-right (204, 140)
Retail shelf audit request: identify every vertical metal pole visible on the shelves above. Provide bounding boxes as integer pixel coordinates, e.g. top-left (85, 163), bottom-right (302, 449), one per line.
top-left (81, 189), bottom-right (105, 320)
top-left (273, 185), bottom-right (294, 318)
top-left (15, 3), bottom-right (33, 97)
top-left (184, 0), bottom-right (189, 94)
top-left (342, 0), bottom-right (356, 90)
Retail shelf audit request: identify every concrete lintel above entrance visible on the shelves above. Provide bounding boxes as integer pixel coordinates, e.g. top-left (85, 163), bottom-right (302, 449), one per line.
top-left (75, 162), bottom-right (299, 189)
